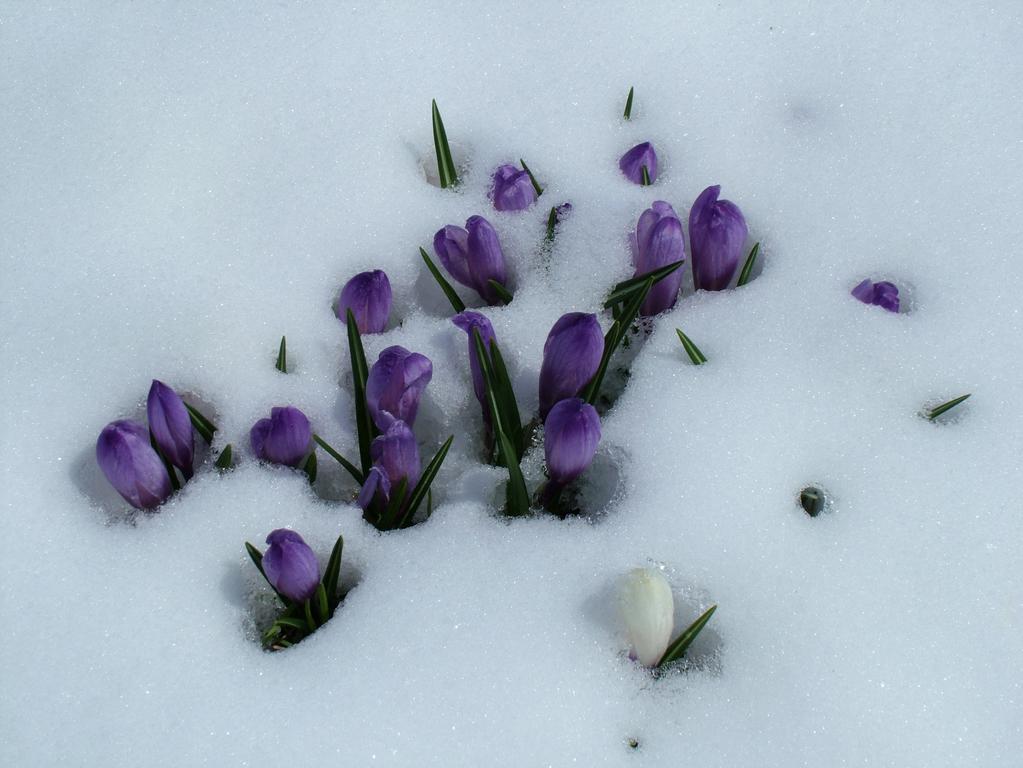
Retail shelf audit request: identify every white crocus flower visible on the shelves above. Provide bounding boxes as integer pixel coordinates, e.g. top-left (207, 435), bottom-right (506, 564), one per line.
top-left (617, 568), bottom-right (675, 667)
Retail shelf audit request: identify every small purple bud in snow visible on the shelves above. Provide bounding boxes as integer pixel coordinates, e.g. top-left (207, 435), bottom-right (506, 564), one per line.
top-left (434, 216), bottom-right (509, 305)
top-left (555, 202), bottom-right (573, 221)
top-left (96, 420), bottom-right (172, 509)
top-left (250, 406), bottom-right (312, 468)
top-left (689, 185), bottom-right (748, 291)
top-left (366, 346), bottom-right (433, 431)
top-left (538, 313), bottom-right (604, 419)
top-left (146, 380), bottom-right (194, 479)
top-left (262, 529), bottom-right (320, 602)
top-left (619, 142), bottom-right (658, 185)
top-left (357, 421), bottom-right (421, 514)
top-left (451, 310), bottom-right (496, 428)
top-left (632, 201), bottom-right (686, 316)
top-left (337, 270), bottom-right (392, 334)
top-left (851, 279), bottom-right (900, 313)
top-left (544, 398), bottom-right (601, 486)
top-left (490, 164), bottom-right (537, 212)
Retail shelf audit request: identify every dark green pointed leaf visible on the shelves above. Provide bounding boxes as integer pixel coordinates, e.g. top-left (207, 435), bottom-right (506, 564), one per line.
top-left (184, 403), bottom-right (216, 445)
top-left (471, 330), bottom-right (521, 464)
top-left (583, 277), bottom-right (653, 405)
top-left (346, 309), bottom-right (376, 475)
top-left (420, 247), bottom-right (466, 314)
top-left (545, 206), bottom-right (559, 242)
top-left (301, 450), bottom-right (317, 484)
top-left (488, 340), bottom-right (523, 459)
top-left (322, 534), bottom-right (344, 607)
top-left (272, 617), bottom-right (308, 632)
top-left (314, 583), bottom-right (329, 623)
top-left (398, 435), bottom-right (453, 529)
top-left (519, 158), bottom-right (543, 196)
top-left (657, 605), bottom-right (717, 667)
top-left (603, 259), bottom-right (685, 309)
top-left (736, 242), bottom-right (760, 287)
top-left (432, 99), bottom-right (458, 189)
top-left (214, 444), bottom-right (233, 470)
top-left (641, 165), bottom-right (651, 186)
top-left (675, 328), bottom-right (707, 365)
top-left (926, 393), bottom-right (971, 421)
top-left (496, 425), bottom-right (530, 516)
top-left (487, 279), bottom-right (514, 305)
top-left (623, 86), bottom-right (634, 120)
top-left (275, 335), bottom-right (287, 373)
top-left (303, 600), bottom-right (316, 632)
top-left (313, 434), bottom-right (364, 484)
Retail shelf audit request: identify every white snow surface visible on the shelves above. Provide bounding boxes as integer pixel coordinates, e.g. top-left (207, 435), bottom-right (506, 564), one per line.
top-left (3, 2), bottom-right (1022, 766)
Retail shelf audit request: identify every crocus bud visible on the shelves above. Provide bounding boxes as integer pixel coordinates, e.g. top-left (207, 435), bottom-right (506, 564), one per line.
top-left (851, 279), bottom-right (900, 313)
top-left (689, 185), bottom-right (748, 291)
top-left (538, 313), bottom-right (604, 419)
top-left (250, 406), bottom-right (312, 468)
top-left (544, 398), bottom-right (601, 486)
top-left (617, 568), bottom-right (675, 667)
top-left (434, 216), bottom-right (508, 305)
top-left (262, 529), bottom-right (320, 602)
top-left (451, 311), bottom-right (496, 428)
top-left (96, 420), bottom-right (172, 509)
top-left (619, 142), bottom-right (658, 185)
top-left (366, 346), bottom-right (433, 431)
top-left (337, 270), bottom-right (392, 334)
top-left (357, 421), bottom-right (421, 516)
top-left (146, 380), bottom-right (194, 479)
top-left (490, 164), bottom-right (537, 212)
top-left (632, 202), bottom-right (686, 316)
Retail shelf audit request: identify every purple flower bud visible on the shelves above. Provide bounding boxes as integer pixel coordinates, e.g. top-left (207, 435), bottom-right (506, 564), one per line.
top-left (366, 346), bottom-right (433, 431)
top-left (357, 421), bottom-right (421, 515)
top-left (490, 164), bottom-right (537, 212)
top-left (619, 142), bottom-right (658, 185)
top-left (632, 201), bottom-right (686, 315)
top-left (96, 420), bottom-right (172, 510)
top-left (689, 185), bottom-right (749, 291)
top-left (337, 270), bottom-right (392, 334)
top-left (538, 313), bottom-right (604, 419)
top-left (555, 202), bottom-right (573, 221)
top-left (250, 406), bottom-right (312, 468)
top-left (146, 380), bottom-right (194, 479)
top-left (262, 529), bottom-right (320, 602)
top-left (452, 311), bottom-right (496, 426)
top-left (851, 279), bottom-right (900, 313)
top-left (544, 398), bottom-right (601, 485)
top-left (434, 216), bottom-right (508, 305)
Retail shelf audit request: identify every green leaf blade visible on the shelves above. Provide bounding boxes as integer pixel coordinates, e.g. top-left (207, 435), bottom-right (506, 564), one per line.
top-left (275, 335), bottom-right (287, 373)
top-left (420, 247), bottom-right (466, 313)
top-left (926, 393), bottom-right (972, 421)
top-left (623, 86), bottom-right (634, 120)
top-left (736, 242), bottom-right (760, 287)
top-left (675, 328), bottom-right (707, 365)
top-left (487, 279), bottom-right (514, 306)
top-left (519, 158), bottom-right (543, 196)
top-left (603, 259), bottom-right (685, 309)
top-left (346, 309), bottom-right (376, 476)
top-left (399, 435), bottom-right (454, 528)
top-left (214, 444), bottom-right (233, 470)
top-left (583, 277), bottom-right (653, 405)
top-left (432, 99), bottom-right (458, 189)
top-left (184, 403), bottom-right (216, 444)
top-left (657, 605), bottom-right (717, 668)
top-left (322, 534), bottom-right (345, 607)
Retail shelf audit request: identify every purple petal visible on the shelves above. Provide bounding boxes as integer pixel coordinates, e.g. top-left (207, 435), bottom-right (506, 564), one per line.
top-left (490, 164), bottom-right (537, 212)
top-left (452, 310), bottom-right (496, 415)
top-left (146, 380), bottom-right (194, 478)
top-left (544, 398), bottom-right (601, 485)
top-left (357, 466), bottom-right (391, 512)
top-left (689, 185), bottom-right (748, 291)
top-left (366, 346), bottom-right (433, 431)
top-left (370, 420), bottom-right (421, 489)
top-left (873, 281), bottom-right (901, 313)
top-left (96, 420), bottom-right (172, 510)
top-left (635, 201), bottom-right (678, 260)
top-left (262, 528), bottom-right (320, 602)
top-left (433, 225), bottom-right (473, 288)
top-left (538, 313), bottom-right (604, 419)
top-left (851, 278), bottom-right (875, 304)
top-left (619, 142), bottom-right (658, 185)
top-left (250, 406), bottom-right (312, 468)
top-left (465, 215), bottom-right (508, 304)
top-left (337, 270), bottom-right (392, 334)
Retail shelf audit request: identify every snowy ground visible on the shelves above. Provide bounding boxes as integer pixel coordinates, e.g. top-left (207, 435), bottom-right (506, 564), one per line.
top-left (3, 2), bottom-right (1022, 766)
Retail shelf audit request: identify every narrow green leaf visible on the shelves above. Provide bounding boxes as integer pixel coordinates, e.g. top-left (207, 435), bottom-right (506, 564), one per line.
top-left (583, 277), bottom-right (653, 405)
top-left (184, 403), bottom-right (216, 445)
top-left (303, 600), bottom-right (316, 632)
top-left (420, 247), bottom-right (466, 314)
top-left (150, 434), bottom-right (181, 491)
top-left (432, 99), bottom-right (458, 189)
top-left (545, 206), bottom-right (559, 242)
top-left (471, 330), bottom-right (517, 464)
top-left (488, 340), bottom-right (523, 459)
top-left (641, 165), bottom-right (651, 186)
top-left (245, 542), bottom-right (291, 607)
top-left (272, 617), bottom-right (308, 631)
top-left (519, 158), bottom-right (543, 196)
top-left (603, 259), bottom-right (685, 309)
top-left (926, 393), bottom-right (972, 421)
top-left (275, 335), bottom-right (287, 373)
top-left (496, 425), bottom-right (530, 516)
top-left (315, 583), bottom-right (329, 623)
top-left (346, 309), bottom-right (376, 476)
top-left (487, 279), bottom-right (514, 305)
top-left (427, 488), bottom-right (433, 517)
top-left (398, 435), bottom-right (454, 528)
top-left (736, 242), bottom-right (760, 287)
top-left (214, 444), bottom-right (233, 470)
top-left (675, 328), bottom-right (707, 365)
top-left (322, 534), bottom-right (344, 606)
top-left (301, 451), bottom-right (317, 484)
top-left (273, 638), bottom-right (294, 649)
top-left (623, 86), bottom-right (634, 120)
top-left (378, 477), bottom-right (409, 531)
top-left (657, 605), bottom-right (717, 667)
top-left (313, 434), bottom-right (364, 484)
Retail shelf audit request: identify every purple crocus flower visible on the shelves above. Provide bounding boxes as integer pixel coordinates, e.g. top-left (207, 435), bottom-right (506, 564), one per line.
top-left (632, 201), bottom-right (686, 316)
top-left (262, 529), bottom-right (320, 602)
top-left (490, 164), bottom-right (537, 212)
top-left (366, 346), bottom-right (433, 431)
top-left (337, 270), bottom-right (392, 334)
top-left (851, 279), bottom-right (900, 313)
top-left (250, 406), bottom-right (312, 468)
top-left (147, 380), bottom-right (194, 479)
top-left (544, 398), bottom-right (601, 487)
top-left (433, 216), bottom-right (508, 305)
top-left (452, 310), bottom-right (496, 430)
top-left (689, 185), bottom-right (748, 291)
top-left (357, 420), bottom-right (422, 518)
top-left (538, 313), bottom-right (604, 419)
top-left (619, 142), bottom-right (658, 185)
top-left (96, 420), bottom-right (172, 509)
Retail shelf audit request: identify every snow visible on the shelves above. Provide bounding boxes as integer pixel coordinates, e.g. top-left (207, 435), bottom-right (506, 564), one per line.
top-left (3, 2), bottom-right (1022, 766)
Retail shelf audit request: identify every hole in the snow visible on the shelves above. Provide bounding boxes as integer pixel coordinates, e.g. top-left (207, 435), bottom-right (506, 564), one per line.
top-left (416, 141), bottom-right (473, 188)
top-left (797, 484), bottom-right (833, 517)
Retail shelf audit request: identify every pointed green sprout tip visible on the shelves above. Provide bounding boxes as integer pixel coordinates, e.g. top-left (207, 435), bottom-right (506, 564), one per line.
top-left (675, 328), bottom-right (707, 365)
top-left (624, 86), bottom-right (634, 120)
top-left (519, 159), bottom-right (543, 196)
top-left (799, 487), bottom-right (824, 517)
top-left (640, 165), bottom-right (651, 186)
top-left (487, 279), bottom-right (514, 305)
top-left (184, 403), bottom-right (216, 445)
top-left (432, 99), bottom-right (458, 188)
top-left (736, 242), bottom-right (760, 287)
top-left (214, 444), bottom-right (233, 470)
top-left (657, 604), bottom-right (717, 668)
top-left (275, 336), bottom-right (287, 373)
top-left (545, 207), bottom-right (559, 241)
top-left (420, 247), bottom-right (466, 313)
top-left (926, 393), bottom-right (972, 421)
